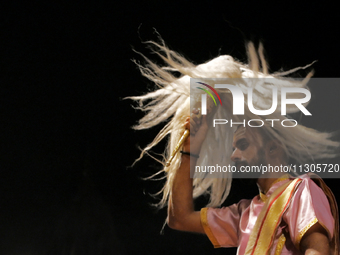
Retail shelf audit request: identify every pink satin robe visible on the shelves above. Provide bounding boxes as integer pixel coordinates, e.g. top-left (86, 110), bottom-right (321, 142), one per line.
top-left (200, 175), bottom-right (334, 254)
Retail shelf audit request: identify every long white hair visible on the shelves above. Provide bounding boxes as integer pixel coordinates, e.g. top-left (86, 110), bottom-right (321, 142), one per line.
top-left (128, 39), bottom-right (339, 208)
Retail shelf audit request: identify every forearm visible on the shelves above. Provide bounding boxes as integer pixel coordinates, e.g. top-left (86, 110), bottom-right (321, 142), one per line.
top-left (167, 114), bottom-right (207, 233)
top-left (301, 223), bottom-right (331, 255)
top-left (167, 154), bottom-right (203, 233)
top-left (169, 154), bottom-right (194, 215)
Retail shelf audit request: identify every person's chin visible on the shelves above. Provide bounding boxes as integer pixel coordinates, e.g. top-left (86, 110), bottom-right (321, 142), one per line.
top-left (234, 163), bottom-right (248, 178)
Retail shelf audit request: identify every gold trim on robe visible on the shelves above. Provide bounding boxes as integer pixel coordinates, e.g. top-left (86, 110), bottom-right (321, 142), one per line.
top-left (295, 217), bottom-right (318, 249)
top-left (200, 207), bottom-right (221, 248)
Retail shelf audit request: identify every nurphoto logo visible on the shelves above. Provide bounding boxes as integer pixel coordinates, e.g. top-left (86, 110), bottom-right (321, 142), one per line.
top-left (199, 84), bottom-right (311, 116)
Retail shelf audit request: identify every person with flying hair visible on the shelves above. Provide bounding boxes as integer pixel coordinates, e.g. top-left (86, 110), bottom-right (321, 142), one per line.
top-left (128, 38), bottom-right (339, 255)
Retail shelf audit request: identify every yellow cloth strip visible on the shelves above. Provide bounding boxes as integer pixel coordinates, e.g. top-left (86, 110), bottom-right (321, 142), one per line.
top-left (274, 234), bottom-right (286, 255)
top-left (245, 178), bottom-right (302, 255)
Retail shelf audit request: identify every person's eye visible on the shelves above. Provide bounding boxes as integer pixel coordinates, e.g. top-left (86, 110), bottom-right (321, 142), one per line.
top-left (239, 143), bottom-right (249, 151)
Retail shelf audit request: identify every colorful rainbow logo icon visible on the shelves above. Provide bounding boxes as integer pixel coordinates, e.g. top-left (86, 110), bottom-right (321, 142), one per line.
top-left (196, 82), bottom-right (222, 106)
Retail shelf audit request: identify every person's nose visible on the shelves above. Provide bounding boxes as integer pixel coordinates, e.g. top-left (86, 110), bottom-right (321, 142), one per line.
top-left (231, 148), bottom-right (242, 162)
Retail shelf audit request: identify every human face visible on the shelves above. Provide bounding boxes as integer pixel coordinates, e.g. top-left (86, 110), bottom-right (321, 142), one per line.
top-left (231, 126), bottom-right (267, 171)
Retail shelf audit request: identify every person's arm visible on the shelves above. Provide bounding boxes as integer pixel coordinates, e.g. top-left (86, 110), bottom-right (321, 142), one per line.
top-left (167, 111), bottom-right (208, 233)
top-left (300, 223), bottom-right (331, 255)
top-left (167, 154), bottom-right (203, 233)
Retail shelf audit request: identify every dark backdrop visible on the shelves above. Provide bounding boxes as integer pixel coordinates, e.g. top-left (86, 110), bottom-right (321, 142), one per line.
top-left (1, 1), bottom-right (340, 254)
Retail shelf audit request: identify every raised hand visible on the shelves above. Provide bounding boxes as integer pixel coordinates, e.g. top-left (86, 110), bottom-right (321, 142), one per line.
top-left (183, 108), bottom-right (209, 155)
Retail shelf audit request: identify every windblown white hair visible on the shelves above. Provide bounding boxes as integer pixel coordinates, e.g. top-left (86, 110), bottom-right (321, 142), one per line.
top-left (128, 39), bottom-right (339, 208)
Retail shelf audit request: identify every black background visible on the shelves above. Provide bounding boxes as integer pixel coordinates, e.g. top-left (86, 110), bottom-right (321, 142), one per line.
top-left (1, 1), bottom-right (340, 254)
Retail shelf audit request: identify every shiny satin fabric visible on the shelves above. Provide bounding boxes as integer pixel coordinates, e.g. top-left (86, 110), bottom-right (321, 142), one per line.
top-left (201, 175), bottom-right (335, 254)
